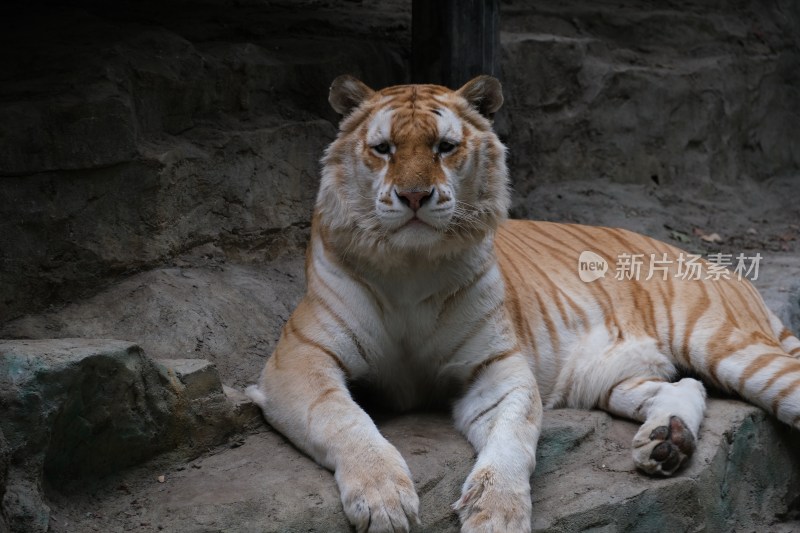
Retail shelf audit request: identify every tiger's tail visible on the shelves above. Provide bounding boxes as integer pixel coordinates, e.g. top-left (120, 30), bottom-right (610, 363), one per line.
top-left (702, 310), bottom-right (800, 428)
top-left (769, 309), bottom-right (800, 358)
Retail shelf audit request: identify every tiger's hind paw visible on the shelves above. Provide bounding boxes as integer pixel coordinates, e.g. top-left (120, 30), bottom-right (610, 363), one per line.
top-left (632, 415), bottom-right (696, 476)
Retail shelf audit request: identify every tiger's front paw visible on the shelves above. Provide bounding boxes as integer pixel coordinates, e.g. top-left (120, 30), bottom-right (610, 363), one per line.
top-left (453, 466), bottom-right (532, 533)
top-left (335, 446), bottom-right (420, 533)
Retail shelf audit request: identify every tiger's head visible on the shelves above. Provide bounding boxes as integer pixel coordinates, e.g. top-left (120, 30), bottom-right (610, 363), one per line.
top-left (317, 75), bottom-right (509, 267)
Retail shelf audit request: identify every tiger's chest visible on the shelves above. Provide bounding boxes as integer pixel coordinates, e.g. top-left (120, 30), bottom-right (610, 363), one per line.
top-left (351, 264), bottom-right (511, 410)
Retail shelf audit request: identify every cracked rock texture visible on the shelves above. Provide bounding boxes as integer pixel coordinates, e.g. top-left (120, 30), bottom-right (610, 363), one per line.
top-left (0, 0), bottom-right (409, 322)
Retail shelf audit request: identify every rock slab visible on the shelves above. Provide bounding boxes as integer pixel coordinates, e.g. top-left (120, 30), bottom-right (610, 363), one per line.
top-left (42, 400), bottom-right (800, 532)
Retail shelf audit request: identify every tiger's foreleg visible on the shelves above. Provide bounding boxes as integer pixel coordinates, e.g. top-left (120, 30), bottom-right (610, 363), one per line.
top-left (452, 351), bottom-right (541, 533)
top-left (246, 336), bottom-right (419, 533)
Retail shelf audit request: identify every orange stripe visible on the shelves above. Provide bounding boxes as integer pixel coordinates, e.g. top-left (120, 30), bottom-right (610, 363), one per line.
top-left (314, 295), bottom-right (369, 364)
top-left (758, 359), bottom-right (800, 395)
top-left (771, 375), bottom-right (800, 414)
top-left (307, 387), bottom-right (341, 415)
top-left (551, 224), bottom-right (618, 331)
top-left (468, 348), bottom-right (518, 383)
top-left (512, 230), bottom-right (589, 327)
top-left (682, 282), bottom-right (710, 366)
top-left (738, 353), bottom-right (780, 390)
top-left (495, 237), bottom-right (538, 357)
top-left (466, 386), bottom-right (520, 427)
top-left (285, 320), bottom-right (351, 378)
top-left (497, 232), bottom-right (562, 355)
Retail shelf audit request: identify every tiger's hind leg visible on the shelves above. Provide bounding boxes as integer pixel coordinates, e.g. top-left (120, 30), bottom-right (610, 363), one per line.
top-left (604, 377), bottom-right (707, 475)
top-left (558, 332), bottom-right (706, 475)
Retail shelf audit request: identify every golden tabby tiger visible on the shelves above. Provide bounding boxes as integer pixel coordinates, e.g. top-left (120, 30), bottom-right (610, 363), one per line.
top-left (247, 75), bottom-right (800, 533)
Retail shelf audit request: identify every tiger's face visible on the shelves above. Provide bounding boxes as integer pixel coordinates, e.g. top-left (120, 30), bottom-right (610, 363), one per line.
top-left (317, 76), bottom-right (510, 264)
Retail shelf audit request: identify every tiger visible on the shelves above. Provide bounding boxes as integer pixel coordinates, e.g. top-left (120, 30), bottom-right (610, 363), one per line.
top-left (246, 74), bottom-right (800, 533)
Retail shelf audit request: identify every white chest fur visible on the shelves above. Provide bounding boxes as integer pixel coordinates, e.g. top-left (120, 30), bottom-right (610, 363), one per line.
top-left (308, 238), bottom-right (513, 410)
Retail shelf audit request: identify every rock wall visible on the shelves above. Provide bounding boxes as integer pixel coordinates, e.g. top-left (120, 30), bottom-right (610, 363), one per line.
top-left (499, 0), bottom-right (800, 192)
top-left (0, 0), bottom-right (409, 322)
top-left (1, 0), bottom-right (799, 323)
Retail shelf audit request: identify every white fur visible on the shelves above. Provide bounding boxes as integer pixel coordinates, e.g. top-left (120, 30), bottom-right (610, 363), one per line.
top-left (435, 107), bottom-right (464, 145)
top-left (366, 106), bottom-right (395, 149)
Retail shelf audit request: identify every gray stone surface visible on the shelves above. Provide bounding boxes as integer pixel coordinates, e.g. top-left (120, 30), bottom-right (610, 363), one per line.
top-left (0, 339), bottom-right (241, 532)
top-left (44, 401), bottom-right (800, 532)
top-left (0, 428), bottom-right (9, 533)
top-left (1, 259), bottom-right (305, 389)
top-left (223, 385), bottom-right (264, 431)
top-left (499, 0), bottom-right (800, 192)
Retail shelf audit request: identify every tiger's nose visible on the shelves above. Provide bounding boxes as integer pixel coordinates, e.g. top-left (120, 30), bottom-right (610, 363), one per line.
top-left (395, 187), bottom-right (434, 211)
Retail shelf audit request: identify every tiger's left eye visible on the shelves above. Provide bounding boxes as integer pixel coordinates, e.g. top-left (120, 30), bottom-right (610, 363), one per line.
top-left (437, 141), bottom-right (457, 154)
top-left (373, 142), bottom-right (391, 155)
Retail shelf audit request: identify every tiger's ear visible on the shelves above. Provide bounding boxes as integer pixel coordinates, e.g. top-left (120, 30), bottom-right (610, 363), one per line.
top-left (456, 75), bottom-right (504, 117)
top-left (329, 75), bottom-right (375, 115)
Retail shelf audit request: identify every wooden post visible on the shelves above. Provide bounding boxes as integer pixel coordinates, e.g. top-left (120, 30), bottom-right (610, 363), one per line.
top-left (411, 0), bottom-right (500, 88)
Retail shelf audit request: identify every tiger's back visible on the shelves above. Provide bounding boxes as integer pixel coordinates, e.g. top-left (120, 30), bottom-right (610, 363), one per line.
top-left (498, 219), bottom-right (800, 425)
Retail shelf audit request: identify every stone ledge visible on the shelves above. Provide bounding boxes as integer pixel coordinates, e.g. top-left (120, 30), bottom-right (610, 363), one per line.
top-left (40, 399), bottom-right (800, 533)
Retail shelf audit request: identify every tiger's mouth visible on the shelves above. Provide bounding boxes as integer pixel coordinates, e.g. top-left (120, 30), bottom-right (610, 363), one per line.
top-left (401, 216), bottom-right (434, 229)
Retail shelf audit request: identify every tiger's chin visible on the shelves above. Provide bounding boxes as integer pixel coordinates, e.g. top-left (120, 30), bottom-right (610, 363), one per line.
top-left (387, 220), bottom-right (446, 250)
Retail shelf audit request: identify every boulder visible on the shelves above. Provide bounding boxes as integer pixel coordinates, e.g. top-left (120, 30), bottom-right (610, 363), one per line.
top-left (0, 339), bottom-right (239, 532)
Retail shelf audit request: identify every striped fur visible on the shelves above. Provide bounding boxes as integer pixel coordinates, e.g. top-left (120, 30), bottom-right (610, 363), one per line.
top-left (247, 76), bottom-right (800, 533)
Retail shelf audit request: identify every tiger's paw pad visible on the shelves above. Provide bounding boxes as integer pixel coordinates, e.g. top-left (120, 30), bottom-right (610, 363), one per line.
top-left (453, 467), bottom-right (531, 533)
top-left (632, 415), bottom-right (695, 476)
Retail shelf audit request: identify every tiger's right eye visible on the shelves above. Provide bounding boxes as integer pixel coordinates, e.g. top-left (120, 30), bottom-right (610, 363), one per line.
top-left (372, 142), bottom-right (391, 155)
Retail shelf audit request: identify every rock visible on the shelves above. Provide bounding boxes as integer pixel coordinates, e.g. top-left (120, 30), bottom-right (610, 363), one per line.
top-left (499, 0), bottom-right (800, 194)
top-left (1, 259), bottom-right (306, 389)
top-left (42, 400), bottom-right (800, 532)
top-left (0, 91), bottom-right (138, 175)
top-left (161, 359), bottom-right (223, 400)
top-left (223, 385), bottom-right (263, 431)
top-left (0, 428), bottom-right (7, 533)
top-left (2, 0), bottom-right (798, 327)
top-left (0, 1), bottom-right (408, 323)
top-left (0, 339), bottom-right (242, 532)
top-left (157, 358), bottom-right (237, 453)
